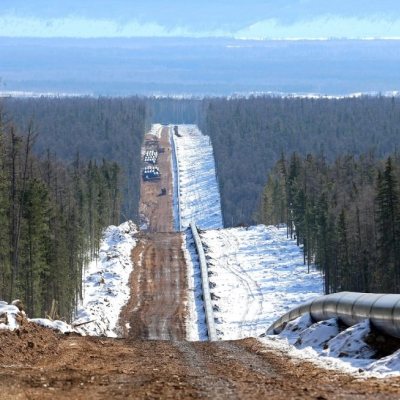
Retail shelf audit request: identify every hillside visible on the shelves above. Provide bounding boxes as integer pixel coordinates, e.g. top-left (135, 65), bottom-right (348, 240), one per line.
top-left (201, 95), bottom-right (400, 226)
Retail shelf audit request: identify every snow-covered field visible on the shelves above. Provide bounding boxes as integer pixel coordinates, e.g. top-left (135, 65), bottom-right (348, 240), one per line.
top-left (199, 225), bottom-right (323, 340)
top-left (173, 124), bottom-right (223, 230)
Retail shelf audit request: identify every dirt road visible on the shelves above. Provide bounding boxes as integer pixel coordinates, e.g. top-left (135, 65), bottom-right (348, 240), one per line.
top-left (1, 324), bottom-right (400, 400)
top-left (138, 127), bottom-right (174, 233)
top-left (119, 231), bottom-right (187, 341)
top-left (119, 125), bottom-right (187, 341)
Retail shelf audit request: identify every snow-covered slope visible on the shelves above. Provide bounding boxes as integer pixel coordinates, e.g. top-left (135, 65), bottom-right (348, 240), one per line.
top-left (173, 125), bottom-right (223, 230)
top-left (173, 125), bottom-right (324, 341)
top-left (174, 124), bottom-right (400, 378)
top-left (199, 225), bottom-right (323, 339)
top-left (72, 221), bottom-right (137, 337)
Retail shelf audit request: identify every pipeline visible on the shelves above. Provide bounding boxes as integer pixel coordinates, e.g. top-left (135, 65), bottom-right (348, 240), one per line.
top-left (170, 125), bottom-right (182, 231)
top-left (190, 222), bottom-right (218, 341)
top-left (268, 292), bottom-right (400, 339)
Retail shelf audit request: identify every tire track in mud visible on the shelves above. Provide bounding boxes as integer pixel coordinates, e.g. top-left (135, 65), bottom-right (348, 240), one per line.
top-left (120, 231), bottom-right (187, 341)
top-left (1, 331), bottom-right (400, 399)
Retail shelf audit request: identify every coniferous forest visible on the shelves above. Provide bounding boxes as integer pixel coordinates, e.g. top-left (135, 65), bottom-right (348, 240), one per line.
top-left (200, 96), bottom-right (400, 227)
top-left (3, 96), bottom-right (149, 221)
top-left (0, 104), bottom-right (125, 318)
top-left (259, 151), bottom-right (400, 295)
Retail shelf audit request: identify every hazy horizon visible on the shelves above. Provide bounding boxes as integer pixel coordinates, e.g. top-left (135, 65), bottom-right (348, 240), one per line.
top-left (1, 1), bottom-right (400, 39)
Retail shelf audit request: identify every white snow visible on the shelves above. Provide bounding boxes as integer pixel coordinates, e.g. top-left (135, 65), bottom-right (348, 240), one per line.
top-left (295, 318), bottom-right (340, 350)
top-left (29, 318), bottom-right (78, 334)
top-left (198, 225), bottom-right (323, 339)
top-left (173, 124), bottom-right (223, 230)
top-left (0, 301), bottom-right (78, 333)
top-left (72, 220), bottom-right (137, 337)
top-left (260, 315), bottom-right (400, 378)
top-left (0, 302), bottom-right (21, 331)
top-left (147, 123), bottom-right (163, 138)
top-left (322, 319), bottom-right (376, 359)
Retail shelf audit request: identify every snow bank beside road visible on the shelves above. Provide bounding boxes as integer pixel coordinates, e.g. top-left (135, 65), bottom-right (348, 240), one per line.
top-left (173, 125), bottom-right (223, 230)
top-left (200, 224), bottom-right (323, 340)
top-left (148, 123), bottom-right (163, 138)
top-left (0, 301), bottom-right (77, 334)
top-left (73, 221), bottom-right (137, 337)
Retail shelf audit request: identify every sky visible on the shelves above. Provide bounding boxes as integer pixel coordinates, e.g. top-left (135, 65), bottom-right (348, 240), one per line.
top-left (0, 1), bottom-right (400, 38)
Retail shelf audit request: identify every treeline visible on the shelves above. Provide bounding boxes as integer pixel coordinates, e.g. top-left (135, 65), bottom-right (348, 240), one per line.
top-left (200, 96), bottom-right (400, 227)
top-left (0, 109), bottom-right (123, 318)
top-left (259, 150), bottom-right (400, 294)
top-left (2, 96), bottom-right (149, 221)
top-left (148, 97), bottom-right (202, 125)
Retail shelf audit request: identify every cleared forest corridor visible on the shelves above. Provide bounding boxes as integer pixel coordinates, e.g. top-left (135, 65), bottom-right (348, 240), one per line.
top-left (120, 125), bottom-right (188, 341)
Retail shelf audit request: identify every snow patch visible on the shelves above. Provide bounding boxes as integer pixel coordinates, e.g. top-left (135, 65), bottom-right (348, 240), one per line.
top-left (260, 317), bottom-right (400, 378)
top-left (0, 303), bottom-right (22, 331)
top-left (148, 124), bottom-right (163, 138)
top-left (0, 302), bottom-right (78, 333)
top-left (366, 349), bottom-right (400, 376)
top-left (295, 318), bottom-right (340, 350)
top-left (72, 220), bottom-right (137, 337)
top-left (278, 313), bottom-right (314, 342)
top-left (322, 319), bottom-right (376, 359)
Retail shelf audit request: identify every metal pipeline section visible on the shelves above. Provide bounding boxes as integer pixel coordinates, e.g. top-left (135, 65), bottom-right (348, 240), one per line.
top-left (268, 292), bottom-right (400, 338)
top-left (190, 222), bottom-right (218, 341)
top-left (170, 126), bottom-right (182, 231)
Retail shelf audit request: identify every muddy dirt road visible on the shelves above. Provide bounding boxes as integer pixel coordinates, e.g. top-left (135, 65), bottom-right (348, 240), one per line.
top-left (119, 231), bottom-right (187, 341)
top-left (1, 325), bottom-right (400, 400)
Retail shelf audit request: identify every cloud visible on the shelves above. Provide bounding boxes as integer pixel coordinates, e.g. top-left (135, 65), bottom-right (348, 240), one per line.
top-left (0, 15), bottom-right (231, 38)
top-left (235, 15), bottom-right (400, 39)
